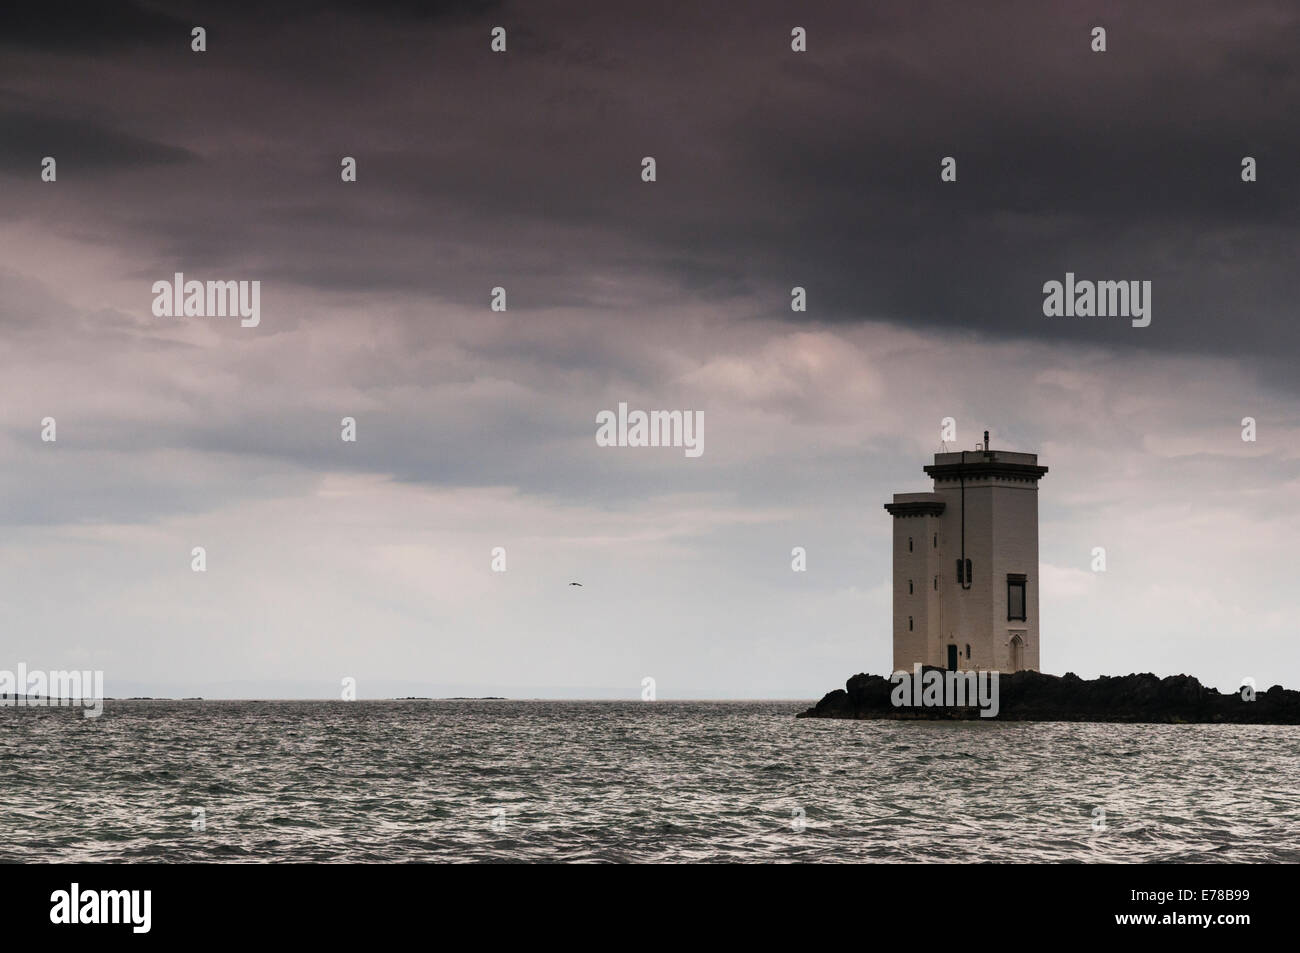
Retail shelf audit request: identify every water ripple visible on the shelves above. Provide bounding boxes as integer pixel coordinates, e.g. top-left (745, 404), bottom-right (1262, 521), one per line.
top-left (1, 700), bottom-right (1297, 862)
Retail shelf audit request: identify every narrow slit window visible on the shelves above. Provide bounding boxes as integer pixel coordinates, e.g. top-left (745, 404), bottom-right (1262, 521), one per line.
top-left (1007, 574), bottom-right (1027, 621)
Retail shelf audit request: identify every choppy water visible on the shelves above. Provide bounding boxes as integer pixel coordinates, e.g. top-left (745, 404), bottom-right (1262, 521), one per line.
top-left (2, 700), bottom-right (1297, 863)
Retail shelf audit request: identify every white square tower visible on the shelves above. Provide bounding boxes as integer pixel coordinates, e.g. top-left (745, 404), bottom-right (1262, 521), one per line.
top-left (884, 433), bottom-right (1047, 673)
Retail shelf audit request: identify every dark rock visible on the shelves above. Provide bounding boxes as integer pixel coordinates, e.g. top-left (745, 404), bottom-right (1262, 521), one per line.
top-left (797, 669), bottom-right (1300, 723)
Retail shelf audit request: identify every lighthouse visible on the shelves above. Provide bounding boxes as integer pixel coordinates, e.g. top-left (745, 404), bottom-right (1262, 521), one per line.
top-left (883, 432), bottom-right (1048, 673)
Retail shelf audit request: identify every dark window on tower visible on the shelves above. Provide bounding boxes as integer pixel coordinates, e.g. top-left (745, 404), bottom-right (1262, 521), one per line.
top-left (933, 533), bottom-right (938, 548)
top-left (908, 616), bottom-right (914, 631)
top-left (933, 575), bottom-right (938, 590)
top-left (1007, 574), bottom-right (1027, 621)
top-left (965, 643), bottom-right (971, 658)
top-left (908, 537), bottom-right (913, 552)
top-left (908, 579), bottom-right (913, 594)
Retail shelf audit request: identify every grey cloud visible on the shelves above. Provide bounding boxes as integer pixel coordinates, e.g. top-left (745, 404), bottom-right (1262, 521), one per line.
top-left (0, 110), bottom-right (195, 175)
top-left (0, 0), bottom-right (1292, 372)
top-left (0, 1), bottom-right (185, 52)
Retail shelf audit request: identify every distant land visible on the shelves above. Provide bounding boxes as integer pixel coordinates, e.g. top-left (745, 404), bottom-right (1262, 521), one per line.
top-left (800, 670), bottom-right (1300, 724)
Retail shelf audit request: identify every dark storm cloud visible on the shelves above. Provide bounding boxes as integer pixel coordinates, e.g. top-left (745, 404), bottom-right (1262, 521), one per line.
top-left (0, 110), bottom-right (195, 174)
top-left (0, 1), bottom-right (184, 52)
top-left (0, 0), bottom-right (501, 53)
top-left (3, 0), bottom-right (1299, 364)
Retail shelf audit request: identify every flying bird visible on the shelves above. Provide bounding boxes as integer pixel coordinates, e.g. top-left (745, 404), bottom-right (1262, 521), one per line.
top-left (569, 582), bottom-right (583, 587)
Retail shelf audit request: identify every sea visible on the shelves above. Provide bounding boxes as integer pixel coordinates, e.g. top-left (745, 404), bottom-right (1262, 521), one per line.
top-left (2, 700), bottom-right (1297, 863)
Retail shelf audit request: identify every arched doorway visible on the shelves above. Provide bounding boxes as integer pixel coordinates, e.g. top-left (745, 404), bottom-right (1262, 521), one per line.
top-left (1009, 634), bottom-right (1024, 672)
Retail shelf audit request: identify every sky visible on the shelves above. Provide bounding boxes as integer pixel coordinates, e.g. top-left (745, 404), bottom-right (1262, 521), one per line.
top-left (1, 0), bottom-right (1298, 698)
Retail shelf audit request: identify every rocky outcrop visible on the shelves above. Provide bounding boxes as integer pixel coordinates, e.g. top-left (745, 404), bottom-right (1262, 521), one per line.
top-left (797, 669), bottom-right (1300, 723)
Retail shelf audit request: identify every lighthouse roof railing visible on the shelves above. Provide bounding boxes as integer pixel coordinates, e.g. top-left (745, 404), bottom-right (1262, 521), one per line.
top-left (891, 492), bottom-right (942, 504)
top-left (924, 449), bottom-right (1048, 483)
top-left (884, 492), bottom-right (945, 517)
top-left (932, 450), bottom-right (1039, 466)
